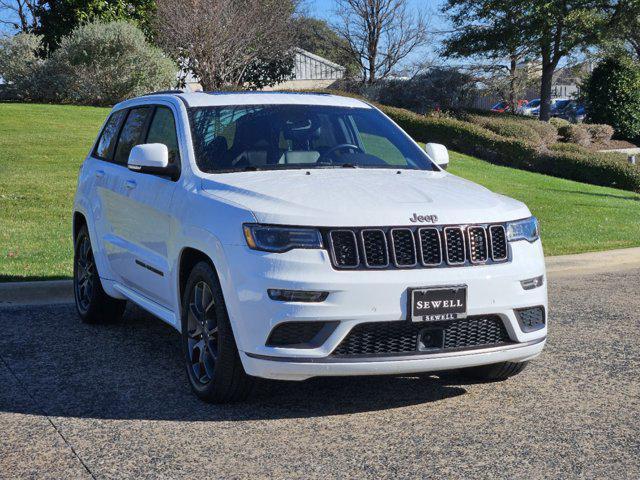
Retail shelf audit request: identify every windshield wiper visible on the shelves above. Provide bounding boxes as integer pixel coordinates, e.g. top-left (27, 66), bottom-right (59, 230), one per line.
top-left (312, 162), bottom-right (358, 169)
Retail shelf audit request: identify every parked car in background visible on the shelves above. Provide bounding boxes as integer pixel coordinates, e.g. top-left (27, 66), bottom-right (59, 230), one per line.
top-left (527, 98), bottom-right (570, 117)
top-left (557, 101), bottom-right (586, 123)
top-left (550, 99), bottom-right (571, 117)
top-left (491, 99), bottom-right (528, 113)
top-left (72, 91), bottom-right (548, 403)
top-left (490, 101), bottom-right (510, 113)
top-left (518, 98), bottom-right (540, 116)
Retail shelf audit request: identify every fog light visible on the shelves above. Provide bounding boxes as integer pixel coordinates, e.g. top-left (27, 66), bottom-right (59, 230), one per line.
top-left (520, 275), bottom-right (544, 290)
top-left (267, 289), bottom-right (329, 302)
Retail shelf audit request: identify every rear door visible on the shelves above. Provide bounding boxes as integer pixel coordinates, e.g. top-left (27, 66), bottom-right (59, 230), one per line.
top-left (86, 108), bottom-right (128, 281)
top-left (107, 105), bottom-right (180, 307)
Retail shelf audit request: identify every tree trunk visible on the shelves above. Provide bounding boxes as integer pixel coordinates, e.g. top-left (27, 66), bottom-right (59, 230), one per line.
top-left (509, 57), bottom-right (517, 112)
top-left (539, 62), bottom-right (554, 122)
top-left (368, 53), bottom-right (376, 84)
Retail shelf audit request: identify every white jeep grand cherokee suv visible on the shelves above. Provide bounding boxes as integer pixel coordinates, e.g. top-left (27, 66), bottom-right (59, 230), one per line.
top-left (73, 92), bottom-right (547, 403)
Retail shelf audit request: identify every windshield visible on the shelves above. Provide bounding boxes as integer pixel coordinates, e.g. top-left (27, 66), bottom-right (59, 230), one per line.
top-left (528, 99), bottom-right (540, 108)
top-left (188, 104), bottom-right (438, 173)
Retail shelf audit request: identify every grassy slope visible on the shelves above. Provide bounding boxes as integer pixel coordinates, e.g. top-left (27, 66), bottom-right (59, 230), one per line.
top-left (0, 103), bottom-right (108, 280)
top-left (1, 103), bottom-right (639, 280)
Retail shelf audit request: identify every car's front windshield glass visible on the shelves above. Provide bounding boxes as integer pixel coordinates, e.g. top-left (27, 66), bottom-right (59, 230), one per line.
top-left (528, 99), bottom-right (540, 107)
top-left (188, 104), bottom-right (438, 173)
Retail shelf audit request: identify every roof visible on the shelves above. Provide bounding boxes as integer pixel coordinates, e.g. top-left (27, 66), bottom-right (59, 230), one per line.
top-left (173, 91), bottom-right (371, 109)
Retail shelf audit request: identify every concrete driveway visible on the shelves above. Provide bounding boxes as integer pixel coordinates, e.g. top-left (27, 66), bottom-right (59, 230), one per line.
top-left (1, 268), bottom-right (639, 479)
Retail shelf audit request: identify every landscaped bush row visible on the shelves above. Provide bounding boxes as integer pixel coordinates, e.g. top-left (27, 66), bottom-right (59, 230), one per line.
top-left (0, 21), bottom-right (176, 106)
top-left (379, 105), bottom-right (640, 192)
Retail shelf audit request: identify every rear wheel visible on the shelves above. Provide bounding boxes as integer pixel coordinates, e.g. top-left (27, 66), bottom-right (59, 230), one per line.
top-left (73, 225), bottom-right (126, 323)
top-left (181, 261), bottom-right (253, 403)
top-left (460, 361), bottom-right (528, 381)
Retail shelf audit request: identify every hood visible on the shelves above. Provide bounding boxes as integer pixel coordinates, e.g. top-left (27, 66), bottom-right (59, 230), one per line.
top-left (200, 169), bottom-right (531, 227)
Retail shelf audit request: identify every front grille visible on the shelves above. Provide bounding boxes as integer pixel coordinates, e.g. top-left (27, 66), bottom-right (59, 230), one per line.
top-left (515, 306), bottom-right (546, 332)
top-left (332, 316), bottom-right (511, 357)
top-left (325, 224), bottom-right (510, 270)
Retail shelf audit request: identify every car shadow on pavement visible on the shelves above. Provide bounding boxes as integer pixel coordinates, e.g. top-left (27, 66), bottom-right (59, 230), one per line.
top-left (0, 304), bottom-right (467, 422)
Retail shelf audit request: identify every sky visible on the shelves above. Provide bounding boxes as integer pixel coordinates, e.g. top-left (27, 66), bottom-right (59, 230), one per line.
top-left (302, 0), bottom-right (452, 69)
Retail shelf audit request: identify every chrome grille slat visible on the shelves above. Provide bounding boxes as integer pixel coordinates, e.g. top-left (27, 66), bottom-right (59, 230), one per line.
top-left (489, 225), bottom-right (508, 261)
top-left (361, 229), bottom-right (389, 268)
top-left (444, 227), bottom-right (466, 265)
top-left (390, 228), bottom-right (417, 267)
top-left (327, 224), bottom-right (510, 270)
top-left (418, 227), bottom-right (442, 266)
top-left (329, 230), bottom-right (359, 268)
top-left (467, 226), bottom-right (489, 264)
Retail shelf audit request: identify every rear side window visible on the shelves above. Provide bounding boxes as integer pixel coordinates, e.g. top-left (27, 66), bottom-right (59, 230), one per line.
top-left (146, 106), bottom-right (180, 165)
top-left (113, 107), bottom-right (153, 165)
top-left (94, 110), bottom-right (126, 160)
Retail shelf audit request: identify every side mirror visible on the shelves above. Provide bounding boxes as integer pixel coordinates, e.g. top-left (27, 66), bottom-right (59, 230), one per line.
top-left (424, 143), bottom-right (449, 170)
top-left (128, 143), bottom-right (176, 177)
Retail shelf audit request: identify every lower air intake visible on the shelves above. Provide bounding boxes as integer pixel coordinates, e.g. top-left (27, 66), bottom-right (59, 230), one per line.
top-left (331, 316), bottom-right (511, 357)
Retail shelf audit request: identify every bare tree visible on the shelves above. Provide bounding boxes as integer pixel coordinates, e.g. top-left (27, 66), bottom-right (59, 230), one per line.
top-left (0, 0), bottom-right (40, 33)
top-left (334, 0), bottom-right (429, 84)
top-left (156, 0), bottom-right (298, 90)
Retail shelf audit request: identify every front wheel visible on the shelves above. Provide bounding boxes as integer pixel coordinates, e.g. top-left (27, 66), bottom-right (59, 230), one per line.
top-left (181, 261), bottom-right (253, 403)
top-left (73, 225), bottom-right (126, 323)
top-left (460, 361), bottom-right (528, 381)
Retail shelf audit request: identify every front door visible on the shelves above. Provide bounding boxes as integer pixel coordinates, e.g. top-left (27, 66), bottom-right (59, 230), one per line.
top-left (104, 105), bottom-right (180, 308)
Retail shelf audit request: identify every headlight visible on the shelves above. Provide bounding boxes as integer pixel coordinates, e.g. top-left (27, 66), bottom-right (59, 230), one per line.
top-left (243, 224), bottom-right (323, 253)
top-left (506, 216), bottom-right (540, 242)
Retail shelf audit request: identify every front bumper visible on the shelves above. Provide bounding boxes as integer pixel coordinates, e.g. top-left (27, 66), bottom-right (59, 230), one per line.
top-left (220, 239), bottom-right (548, 380)
top-left (242, 337), bottom-right (545, 381)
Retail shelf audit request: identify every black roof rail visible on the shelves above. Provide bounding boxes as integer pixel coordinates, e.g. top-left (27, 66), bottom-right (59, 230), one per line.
top-left (142, 90), bottom-right (185, 96)
top-left (202, 90), bottom-right (332, 96)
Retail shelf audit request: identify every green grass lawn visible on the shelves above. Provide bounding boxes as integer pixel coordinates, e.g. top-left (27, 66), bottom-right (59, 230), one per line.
top-left (1, 102), bottom-right (639, 281)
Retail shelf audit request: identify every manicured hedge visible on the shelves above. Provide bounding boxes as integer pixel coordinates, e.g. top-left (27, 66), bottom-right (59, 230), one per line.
top-left (379, 105), bottom-right (640, 192)
top-left (298, 89), bottom-right (640, 192)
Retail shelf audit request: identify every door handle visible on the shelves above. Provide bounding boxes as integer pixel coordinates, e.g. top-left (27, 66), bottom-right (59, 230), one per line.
top-left (95, 169), bottom-right (105, 178)
top-left (124, 180), bottom-right (137, 190)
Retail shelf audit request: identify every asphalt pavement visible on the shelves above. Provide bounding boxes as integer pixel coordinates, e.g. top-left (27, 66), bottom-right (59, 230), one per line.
top-left (1, 268), bottom-right (639, 479)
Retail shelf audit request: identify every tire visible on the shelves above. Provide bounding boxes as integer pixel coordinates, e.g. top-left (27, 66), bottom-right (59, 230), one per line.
top-left (181, 261), bottom-right (253, 403)
top-left (73, 225), bottom-right (126, 323)
top-left (461, 361), bottom-right (528, 382)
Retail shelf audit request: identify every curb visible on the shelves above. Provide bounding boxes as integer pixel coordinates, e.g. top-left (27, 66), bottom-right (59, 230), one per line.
top-left (0, 280), bottom-right (73, 306)
top-left (1, 247), bottom-right (640, 307)
top-left (545, 247), bottom-right (640, 278)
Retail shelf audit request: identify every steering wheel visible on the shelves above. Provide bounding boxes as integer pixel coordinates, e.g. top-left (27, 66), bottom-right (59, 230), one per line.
top-left (317, 143), bottom-right (364, 163)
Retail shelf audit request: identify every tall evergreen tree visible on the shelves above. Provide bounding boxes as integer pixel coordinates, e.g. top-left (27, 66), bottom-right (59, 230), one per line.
top-left (443, 0), bottom-right (624, 121)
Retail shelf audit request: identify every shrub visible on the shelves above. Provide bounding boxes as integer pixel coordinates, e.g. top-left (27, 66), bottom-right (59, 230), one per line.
top-left (583, 56), bottom-right (640, 139)
top-left (0, 33), bottom-right (44, 101)
top-left (464, 115), bottom-right (542, 146)
top-left (549, 117), bottom-right (570, 128)
top-left (45, 20), bottom-right (177, 106)
top-left (549, 142), bottom-right (589, 154)
top-left (586, 124), bottom-right (615, 143)
top-left (558, 124), bottom-right (591, 147)
top-left (378, 105), bottom-right (640, 192)
top-left (520, 119), bottom-right (558, 146)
